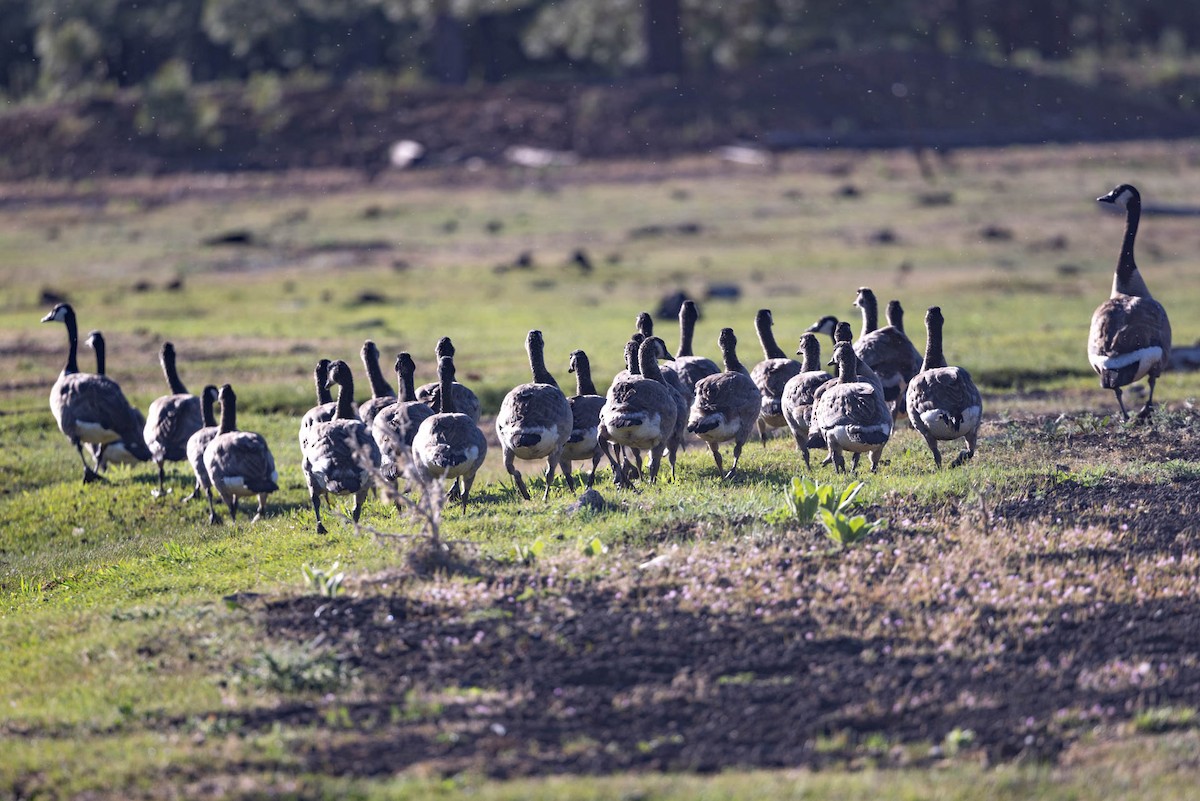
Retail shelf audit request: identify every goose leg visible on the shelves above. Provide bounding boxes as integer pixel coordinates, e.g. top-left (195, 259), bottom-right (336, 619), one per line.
top-left (586, 450), bottom-right (602, 488)
top-left (757, 417), bottom-right (768, 446)
top-left (851, 452), bottom-right (862, 472)
top-left (1137, 374), bottom-right (1159, 421)
top-left (599, 440), bottom-right (630, 488)
top-left (252, 493), bottom-right (268, 523)
top-left (73, 440), bottom-right (101, 484)
top-left (560, 459), bottom-right (577, 493)
top-left (205, 487), bottom-right (222, 525)
top-left (542, 455), bottom-right (560, 501)
top-left (1113, 387), bottom-right (1130, 422)
top-left (182, 480), bottom-right (200, 502)
top-left (868, 447), bottom-right (883, 472)
top-left (827, 439), bottom-right (846, 474)
top-left (225, 494), bottom-right (239, 521)
top-left (922, 433), bottom-right (943, 469)
top-left (311, 490), bottom-right (327, 535)
top-left (724, 439), bottom-right (746, 480)
top-left (504, 449), bottom-right (531, 501)
top-left (152, 462), bottom-right (168, 497)
top-left (460, 473), bottom-right (476, 511)
top-left (646, 446), bottom-right (663, 483)
top-left (665, 442), bottom-right (678, 482)
top-left (352, 488), bottom-right (368, 524)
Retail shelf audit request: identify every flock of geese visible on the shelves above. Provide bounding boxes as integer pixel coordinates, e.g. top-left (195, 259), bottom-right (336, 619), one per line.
top-left (38, 184), bottom-right (1170, 534)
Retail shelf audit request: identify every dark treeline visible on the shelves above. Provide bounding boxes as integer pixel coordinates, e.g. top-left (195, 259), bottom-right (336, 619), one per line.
top-left (3, 0), bottom-right (1199, 99)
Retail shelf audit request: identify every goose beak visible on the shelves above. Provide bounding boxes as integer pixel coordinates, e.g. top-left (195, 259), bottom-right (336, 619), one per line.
top-left (1097, 192), bottom-right (1115, 204)
top-left (40, 310), bottom-right (55, 323)
top-left (827, 357), bottom-right (836, 366)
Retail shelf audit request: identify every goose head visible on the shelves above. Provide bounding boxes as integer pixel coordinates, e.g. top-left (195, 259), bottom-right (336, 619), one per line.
top-left (635, 311), bottom-right (654, 338)
top-left (805, 315), bottom-right (838, 337)
top-left (41, 302), bottom-right (74, 324)
top-left (394, 352), bottom-right (416, 376)
top-left (1097, 184), bottom-right (1140, 211)
top-left (853, 287), bottom-right (877, 312)
top-left (435, 336), bottom-right (455, 359)
top-left (680, 300), bottom-right (700, 323)
top-left (326, 359), bottom-right (353, 390)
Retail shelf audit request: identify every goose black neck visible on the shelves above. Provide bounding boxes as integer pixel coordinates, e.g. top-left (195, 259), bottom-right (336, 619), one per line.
top-left (625, 340), bottom-right (641, 375)
top-left (799, 335), bottom-right (822, 372)
top-left (335, 372), bottom-right (356, 420)
top-left (395, 354), bottom-right (417, 403)
top-left (362, 343), bottom-right (395, 399)
top-left (89, 332), bottom-right (106, 375)
top-left (886, 301), bottom-right (905, 333)
top-left (573, 353), bottom-right (597, 396)
top-left (858, 291), bottom-right (878, 337)
top-left (837, 351), bottom-right (860, 383)
top-left (756, 311), bottom-right (787, 359)
top-left (1116, 194), bottom-right (1141, 289)
top-left (638, 340), bottom-right (664, 382)
top-left (218, 388), bottom-right (238, 434)
top-left (527, 335), bottom-right (558, 388)
top-left (677, 304), bottom-right (697, 358)
top-left (720, 336), bottom-right (747, 375)
top-left (636, 312), bottom-right (653, 338)
top-left (314, 361), bottom-right (332, 405)
top-left (834, 321), bottom-right (854, 345)
top-left (200, 388), bottom-right (218, 427)
top-left (437, 360), bottom-right (457, 415)
top-left (922, 314), bottom-right (947, 371)
top-left (161, 344), bottom-right (188, 395)
top-left (63, 307), bottom-right (79, 375)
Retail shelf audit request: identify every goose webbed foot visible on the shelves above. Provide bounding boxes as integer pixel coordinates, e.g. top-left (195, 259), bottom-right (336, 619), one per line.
top-left (1136, 402), bottom-right (1156, 422)
top-left (208, 511), bottom-right (222, 525)
top-left (82, 467), bottom-right (103, 484)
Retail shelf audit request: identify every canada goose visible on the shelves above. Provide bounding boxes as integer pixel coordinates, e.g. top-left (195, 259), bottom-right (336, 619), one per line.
top-left (750, 309), bottom-right (803, 443)
top-left (202, 384), bottom-right (278, 522)
top-left (301, 359), bottom-right (383, 534)
top-left (357, 340), bottom-right (396, 427)
top-left (82, 330), bottom-right (146, 470)
top-left (852, 287), bottom-right (922, 416)
top-left (143, 342), bottom-right (204, 497)
top-left (805, 315), bottom-right (840, 348)
top-left (687, 327), bottom-right (762, 479)
top-left (906, 307), bottom-right (983, 468)
top-left (496, 330), bottom-right (574, 501)
top-left (416, 337), bottom-right (482, 422)
top-left (371, 352), bottom-right (435, 479)
top-left (412, 356), bottom-right (488, 510)
top-left (298, 359), bottom-right (340, 450)
top-left (637, 310), bottom-right (692, 406)
top-left (185, 385), bottom-right (221, 517)
top-left (600, 336), bottom-right (680, 485)
top-left (672, 300), bottom-right (720, 394)
top-left (41, 303), bottom-right (150, 483)
top-left (812, 342), bottom-right (892, 473)
top-left (780, 333), bottom-right (834, 468)
top-left (560, 349), bottom-right (607, 489)
top-left (1089, 184), bottom-right (1172, 421)
top-left (886, 300), bottom-right (907, 333)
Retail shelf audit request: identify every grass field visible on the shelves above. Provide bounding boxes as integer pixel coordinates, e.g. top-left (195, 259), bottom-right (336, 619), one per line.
top-left (3, 140), bottom-right (1200, 799)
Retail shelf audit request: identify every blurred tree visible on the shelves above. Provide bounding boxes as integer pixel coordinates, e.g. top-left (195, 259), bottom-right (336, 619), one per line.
top-left (644, 0), bottom-right (683, 74)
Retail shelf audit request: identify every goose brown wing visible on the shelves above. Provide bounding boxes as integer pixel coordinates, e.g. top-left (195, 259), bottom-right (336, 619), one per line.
top-left (225, 432), bottom-right (279, 488)
top-left (1089, 296), bottom-right (1172, 358)
top-left (58, 374), bottom-right (143, 440)
top-left (815, 383), bottom-right (887, 428)
top-left (694, 371), bottom-right (759, 414)
top-left (908, 367), bottom-right (982, 416)
top-left (855, 326), bottom-right (922, 381)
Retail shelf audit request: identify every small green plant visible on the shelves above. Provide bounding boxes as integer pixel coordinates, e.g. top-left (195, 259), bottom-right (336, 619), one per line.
top-left (513, 538), bottom-right (546, 566)
top-left (301, 561), bottom-right (345, 598)
top-left (1133, 706), bottom-right (1199, 733)
top-left (818, 508), bottom-right (886, 547)
top-left (783, 477), bottom-right (866, 524)
top-left (237, 639), bottom-right (354, 694)
top-left (582, 536), bottom-right (607, 557)
top-left (942, 727), bottom-right (976, 756)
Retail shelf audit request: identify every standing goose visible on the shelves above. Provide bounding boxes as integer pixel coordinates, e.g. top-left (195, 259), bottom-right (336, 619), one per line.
top-left (143, 342), bottom-right (204, 497)
top-left (41, 303), bottom-right (150, 483)
top-left (637, 311), bottom-right (692, 406)
top-left (1089, 184), bottom-right (1172, 421)
top-left (412, 356), bottom-right (488, 510)
top-left (82, 330), bottom-right (147, 470)
top-left (600, 336), bottom-right (680, 485)
top-left (416, 337), bottom-right (482, 422)
top-left (906, 307), bottom-right (983, 468)
top-left (812, 342), bottom-right (892, 473)
top-left (780, 333), bottom-right (834, 468)
top-left (560, 349), bottom-right (607, 489)
top-left (371, 352), bottom-right (435, 479)
top-left (672, 300), bottom-right (721, 395)
top-left (301, 359), bottom-right (382, 534)
top-left (185, 385), bottom-right (222, 518)
top-left (202, 384), bottom-right (278, 523)
top-left (750, 309), bottom-right (803, 443)
top-left (496, 330), bottom-right (574, 501)
top-left (852, 287), bottom-right (922, 417)
top-left (687, 328), bottom-right (762, 479)
top-left (357, 340), bottom-right (397, 428)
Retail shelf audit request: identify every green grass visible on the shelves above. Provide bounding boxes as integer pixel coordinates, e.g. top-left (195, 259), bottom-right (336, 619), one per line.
top-left (4, 142), bottom-right (1200, 798)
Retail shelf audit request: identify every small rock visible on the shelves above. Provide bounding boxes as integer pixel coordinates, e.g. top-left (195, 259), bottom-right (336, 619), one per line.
top-left (567, 489), bottom-right (611, 514)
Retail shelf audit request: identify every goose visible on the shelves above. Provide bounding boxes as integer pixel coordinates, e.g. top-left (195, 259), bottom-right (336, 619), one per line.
top-left (750, 309), bottom-right (803, 443)
top-left (852, 287), bottom-right (922, 417)
top-left (82, 330), bottom-right (146, 471)
top-left (1089, 184), bottom-right (1172, 421)
top-left (600, 336), bottom-right (680, 485)
top-left (357, 340), bottom-right (397, 428)
top-left (143, 342), bottom-right (204, 497)
top-left (560, 349), bottom-right (607, 489)
top-left (687, 327), bottom-right (762, 479)
top-left (202, 384), bottom-right (278, 523)
top-left (637, 311), bottom-right (692, 406)
top-left (906, 306), bottom-right (983, 468)
top-left (299, 359), bottom-right (337, 450)
top-left (185, 385), bottom-right (221, 517)
top-left (812, 342), bottom-right (892, 473)
top-left (780, 332), bottom-right (834, 468)
top-left (496, 330), bottom-right (574, 501)
top-left (805, 315), bottom-right (840, 349)
top-left (301, 359), bottom-right (383, 534)
top-left (603, 335), bottom-right (648, 479)
top-left (371, 352), bottom-right (435, 479)
top-left (672, 300), bottom-right (721, 395)
top-left (416, 337), bottom-right (482, 422)
top-left (810, 321), bottom-right (886, 466)
top-left (41, 303), bottom-right (150, 483)
top-left (412, 356), bottom-right (488, 510)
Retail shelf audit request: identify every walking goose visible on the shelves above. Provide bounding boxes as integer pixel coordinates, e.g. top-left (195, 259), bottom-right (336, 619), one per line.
top-left (41, 303), bottom-right (150, 483)
top-left (600, 336), bottom-right (680, 485)
top-left (672, 300), bottom-right (721, 395)
top-left (637, 311), bottom-right (692, 406)
top-left (143, 342), bottom-right (204, 497)
top-left (371, 352), bottom-right (435, 479)
top-left (906, 307), bottom-right (983, 468)
top-left (780, 333), bottom-right (834, 468)
top-left (852, 287), bottom-right (922, 416)
top-left (1088, 184), bottom-right (1172, 421)
top-left (202, 384), bottom-right (278, 523)
top-left (357, 340), bottom-right (397, 428)
top-left (82, 330), bottom-right (146, 470)
top-left (560, 349), bottom-right (607, 489)
top-left (687, 328), bottom-right (762, 479)
top-left (812, 342), bottom-right (892, 473)
top-left (416, 337), bottom-right (482, 422)
top-left (412, 356), bottom-right (488, 510)
top-left (301, 359), bottom-right (382, 534)
top-left (750, 309), bottom-right (803, 443)
top-left (185, 385), bottom-right (221, 517)
top-left (496, 330), bottom-right (574, 501)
